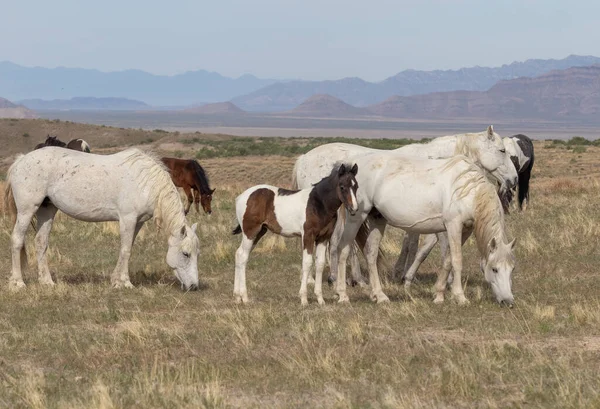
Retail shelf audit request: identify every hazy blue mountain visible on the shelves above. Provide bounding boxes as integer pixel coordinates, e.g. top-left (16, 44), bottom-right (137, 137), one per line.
top-left (233, 55), bottom-right (600, 111)
top-left (19, 97), bottom-right (150, 110)
top-left (0, 61), bottom-right (277, 106)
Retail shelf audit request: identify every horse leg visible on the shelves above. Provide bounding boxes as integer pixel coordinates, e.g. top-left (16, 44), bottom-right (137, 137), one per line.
top-left (182, 186), bottom-right (193, 215)
top-left (192, 188), bottom-right (201, 214)
top-left (314, 241), bottom-right (328, 305)
top-left (234, 226), bottom-right (266, 303)
top-left (362, 217), bottom-right (389, 303)
top-left (299, 236), bottom-right (315, 306)
top-left (111, 217), bottom-right (141, 288)
top-left (445, 221), bottom-right (469, 305)
top-left (433, 245), bottom-right (453, 304)
top-left (336, 214), bottom-right (368, 303)
top-left (35, 204), bottom-right (59, 285)
top-left (518, 166), bottom-right (532, 211)
top-left (10, 207), bottom-right (38, 289)
top-left (437, 233), bottom-right (452, 285)
top-left (392, 233), bottom-right (411, 280)
top-left (403, 233), bottom-right (438, 289)
top-left (327, 215), bottom-right (344, 284)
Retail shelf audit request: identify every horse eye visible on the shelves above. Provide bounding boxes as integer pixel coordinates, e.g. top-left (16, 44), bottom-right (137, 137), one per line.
top-left (183, 252), bottom-right (190, 258)
top-left (492, 268), bottom-right (498, 274)
top-left (500, 149), bottom-right (506, 153)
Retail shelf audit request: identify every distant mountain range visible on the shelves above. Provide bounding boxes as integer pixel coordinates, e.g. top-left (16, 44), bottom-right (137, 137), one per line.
top-left (367, 65), bottom-right (600, 120)
top-left (19, 97), bottom-right (149, 110)
top-left (0, 97), bottom-right (37, 119)
top-left (233, 55), bottom-right (600, 111)
top-left (284, 94), bottom-right (370, 117)
top-left (184, 101), bottom-right (245, 114)
top-left (0, 61), bottom-right (278, 106)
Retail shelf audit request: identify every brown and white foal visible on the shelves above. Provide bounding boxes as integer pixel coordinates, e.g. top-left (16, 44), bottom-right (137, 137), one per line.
top-left (232, 163), bottom-right (359, 305)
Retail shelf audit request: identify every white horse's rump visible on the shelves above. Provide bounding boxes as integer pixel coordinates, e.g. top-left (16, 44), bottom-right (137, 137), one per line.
top-left (293, 126), bottom-right (518, 284)
top-left (4, 147), bottom-right (200, 290)
top-left (334, 153), bottom-right (516, 305)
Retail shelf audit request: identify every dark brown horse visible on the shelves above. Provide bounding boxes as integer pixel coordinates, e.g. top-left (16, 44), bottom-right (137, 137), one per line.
top-left (34, 135), bottom-right (91, 153)
top-left (161, 157), bottom-right (215, 215)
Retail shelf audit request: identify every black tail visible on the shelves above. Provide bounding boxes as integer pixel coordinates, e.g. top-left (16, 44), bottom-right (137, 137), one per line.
top-left (232, 224), bottom-right (242, 235)
top-left (518, 153), bottom-right (534, 210)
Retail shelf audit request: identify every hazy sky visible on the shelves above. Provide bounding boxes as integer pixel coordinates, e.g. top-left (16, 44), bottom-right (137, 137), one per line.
top-left (1, 0), bottom-right (598, 81)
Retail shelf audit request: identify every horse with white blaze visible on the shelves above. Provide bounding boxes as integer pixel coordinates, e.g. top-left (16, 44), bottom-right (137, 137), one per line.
top-left (334, 153), bottom-right (516, 306)
top-left (233, 163), bottom-right (358, 305)
top-left (4, 148), bottom-right (200, 291)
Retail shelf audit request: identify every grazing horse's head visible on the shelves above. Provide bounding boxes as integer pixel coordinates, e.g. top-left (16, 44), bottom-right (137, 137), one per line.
top-left (336, 164), bottom-right (359, 216)
top-left (167, 223), bottom-right (200, 291)
top-left (469, 126), bottom-right (518, 191)
top-left (44, 135), bottom-right (66, 147)
top-left (200, 188), bottom-right (216, 215)
top-left (481, 237), bottom-right (516, 306)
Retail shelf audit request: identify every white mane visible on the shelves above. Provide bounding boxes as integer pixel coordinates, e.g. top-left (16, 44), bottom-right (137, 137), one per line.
top-left (473, 180), bottom-right (508, 257)
top-left (120, 149), bottom-right (187, 236)
top-left (453, 131), bottom-right (487, 158)
top-left (443, 155), bottom-right (489, 201)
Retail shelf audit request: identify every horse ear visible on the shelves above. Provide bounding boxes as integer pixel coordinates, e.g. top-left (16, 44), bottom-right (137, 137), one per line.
top-left (350, 163), bottom-right (358, 175)
top-left (487, 125), bottom-right (494, 139)
top-left (191, 223), bottom-right (198, 233)
top-left (338, 164), bottom-right (347, 175)
top-left (210, 188), bottom-right (216, 194)
top-left (509, 238), bottom-right (516, 249)
top-left (180, 225), bottom-right (187, 238)
top-left (488, 237), bottom-right (497, 254)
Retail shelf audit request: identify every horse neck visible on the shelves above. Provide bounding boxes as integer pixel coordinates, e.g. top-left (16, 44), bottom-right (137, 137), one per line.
top-left (473, 183), bottom-right (507, 256)
top-left (311, 176), bottom-right (342, 217)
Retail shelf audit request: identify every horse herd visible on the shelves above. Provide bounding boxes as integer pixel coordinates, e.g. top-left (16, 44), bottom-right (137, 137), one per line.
top-left (4, 129), bottom-right (534, 307)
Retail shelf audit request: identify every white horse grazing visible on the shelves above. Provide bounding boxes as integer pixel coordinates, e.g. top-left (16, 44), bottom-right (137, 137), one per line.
top-left (292, 126), bottom-right (518, 284)
top-left (4, 148), bottom-right (200, 291)
top-left (232, 164), bottom-right (359, 305)
top-left (334, 153), bottom-right (516, 305)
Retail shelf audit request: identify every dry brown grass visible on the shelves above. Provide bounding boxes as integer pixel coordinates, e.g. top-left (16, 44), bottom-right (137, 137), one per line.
top-left (1, 124), bottom-right (600, 407)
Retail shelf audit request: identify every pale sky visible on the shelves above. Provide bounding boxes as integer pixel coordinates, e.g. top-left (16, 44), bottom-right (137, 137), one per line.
top-left (1, 0), bottom-right (598, 81)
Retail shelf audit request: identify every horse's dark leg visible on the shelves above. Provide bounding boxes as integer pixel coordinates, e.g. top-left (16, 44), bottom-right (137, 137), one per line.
top-left (518, 161), bottom-right (533, 211)
top-left (182, 185), bottom-right (193, 215)
top-left (35, 203), bottom-right (59, 285)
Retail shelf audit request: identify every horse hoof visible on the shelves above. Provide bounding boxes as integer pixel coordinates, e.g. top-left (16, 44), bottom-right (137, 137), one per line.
top-left (337, 294), bottom-right (350, 303)
top-left (113, 281), bottom-right (134, 289)
top-left (317, 297), bottom-right (325, 305)
top-left (453, 294), bottom-right (470, 305)
top-left (371, 292), bottom-right (390, 303)
top-left (9, 280), bottom-right (26, 290)
top-left (433, 294), bottom-right (444, 304)
top-left (301, 299), bottom-right (308, 306)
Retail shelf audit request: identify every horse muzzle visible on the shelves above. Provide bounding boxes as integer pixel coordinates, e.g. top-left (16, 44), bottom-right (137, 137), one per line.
top-left (498, 296), bottom-right (514, 308)
top-left (181, 283), bottom-right (199, 291)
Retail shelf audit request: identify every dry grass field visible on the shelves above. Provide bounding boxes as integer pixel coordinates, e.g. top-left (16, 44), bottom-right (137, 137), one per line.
top-left (1, 120), bottom-right (600, 408)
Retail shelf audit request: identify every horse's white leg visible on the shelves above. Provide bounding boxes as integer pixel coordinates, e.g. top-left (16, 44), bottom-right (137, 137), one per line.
top-left (35, 204), bottom-right (58, 286)
top-left (10, 209), bottom-right (37, 289)
top-left (362, 217), bottom-right (389, 303)
top-left (299, 241), bottom-right (314, 306)
top-left (349, 246), bottom-right (366, 286)
top-left (234, 234), bottom-right (254, 303)
top-left (444, 221), bottom-right (469, 305)
top-left (404, 233), bottom-right (438, 289)
top-left (433, 246), bottom-right (453, 304)
top-left (111, 217), bottom-right (140, 288)
top-left (336, 214), bottom-right (368, 303)
top-left (437, 233), bottom-right (452, 285)
top-left (327, 215), bottom-right (344, 284)
top-left (314, 241), bottom-right (327, 305)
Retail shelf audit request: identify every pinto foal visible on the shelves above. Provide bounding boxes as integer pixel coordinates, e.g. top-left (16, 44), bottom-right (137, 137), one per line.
top-left (233, 163), bottom-right (359, 305)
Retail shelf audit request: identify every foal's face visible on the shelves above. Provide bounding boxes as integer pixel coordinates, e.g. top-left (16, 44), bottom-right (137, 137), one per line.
top-left (337, 164), bottom-right (359, 216)
top-left (167, 223), bottom-right (200, 291)
top-left (481, 237), bottom-right (516, 306)
top-left (200, 189), bottom-right (215, 215)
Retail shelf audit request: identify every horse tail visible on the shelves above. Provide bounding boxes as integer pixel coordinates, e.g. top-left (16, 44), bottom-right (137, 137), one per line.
top-left (232, 224), bottom-right (242, 235)
top-left (291, 156), bottom-right (301, 189)
top-left (355, 221), bottom-right (390, 279)
top-left (3, 171), bottom-right (28, 268)
top-left (191, 160), bottom-right (211, 194)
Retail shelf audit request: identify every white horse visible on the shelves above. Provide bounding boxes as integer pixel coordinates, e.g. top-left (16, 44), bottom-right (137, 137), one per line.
top-left (334, 153), bottom-right (516, 305)
top-left (292, 126), bottom-right (518, 284)
top-left (4, 147), bottom-right (200, 291)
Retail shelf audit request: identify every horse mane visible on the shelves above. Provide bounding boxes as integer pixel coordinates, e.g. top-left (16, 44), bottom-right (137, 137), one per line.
top-left (190, 160), bottom-right (212, 194)
top-left (443, 155), bottom-right (489, 201)
top-left (44, 135), bottom-right (66, 147)
top-left (453, 131), bottom-right (487, 158)
top-left (473, 181), bottom-right (508, 257)
top-left (120, 149), bottom-right (188, 236)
